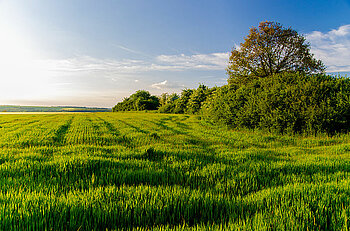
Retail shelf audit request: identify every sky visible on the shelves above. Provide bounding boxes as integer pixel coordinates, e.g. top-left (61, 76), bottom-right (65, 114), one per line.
top-left (0, 0), bottom-right (349, 108)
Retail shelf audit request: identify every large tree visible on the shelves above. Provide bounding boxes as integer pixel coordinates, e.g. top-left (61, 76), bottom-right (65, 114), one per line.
top-left (227, 21), bottom-right (325, 85)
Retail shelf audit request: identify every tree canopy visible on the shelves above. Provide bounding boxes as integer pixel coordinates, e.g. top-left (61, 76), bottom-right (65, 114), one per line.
top-left (112, 90), bottom-right (159, 112)
top-left (227, 21), bottom-right (325, 86)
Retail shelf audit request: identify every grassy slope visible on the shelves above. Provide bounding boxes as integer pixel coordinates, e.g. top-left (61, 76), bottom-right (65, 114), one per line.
top-left (0, 112), bottom-right (349, 230)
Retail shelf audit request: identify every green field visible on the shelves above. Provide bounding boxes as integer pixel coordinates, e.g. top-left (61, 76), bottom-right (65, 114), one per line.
top-left (0, 105), bottom-right (111, 112)
top-left (0, 112), bottom-right (350, 230)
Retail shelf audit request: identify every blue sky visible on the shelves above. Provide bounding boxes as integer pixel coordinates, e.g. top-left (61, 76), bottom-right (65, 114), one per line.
top-left (0, 0), bottom-right (349, 107)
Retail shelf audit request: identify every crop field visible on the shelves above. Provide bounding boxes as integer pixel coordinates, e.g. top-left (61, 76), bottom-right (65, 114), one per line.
top-left (0, 112), bottom-right (350, 230)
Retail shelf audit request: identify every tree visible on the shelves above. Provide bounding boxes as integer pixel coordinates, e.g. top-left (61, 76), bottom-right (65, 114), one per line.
top-left (159, 93), bottom-right (168, 107)
top-left (227, 21), bottom-right (325, 86)
top-left (157, 93), bottom-right (180, 113)
top-left (112, 90), bottom-right (159, 111)
top-left (173, 89), bottom-right (194, 114)
top-left (187, 84), bottom-right (211, 114)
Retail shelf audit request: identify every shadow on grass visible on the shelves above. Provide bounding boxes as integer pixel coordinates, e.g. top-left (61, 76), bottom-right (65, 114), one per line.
top-left (97, 117), bottom-right (133, 147)
top-left (4, 148), bottom-right (350, 200)
top-left (52, 117), bottom-right (74, 145)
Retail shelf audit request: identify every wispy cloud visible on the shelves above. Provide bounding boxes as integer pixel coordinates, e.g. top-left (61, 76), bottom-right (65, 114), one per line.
top-left (156, 52), bottom-right (229, 71)
top-left (41, 56), bottom-right (149, 73)
top-left (115, 45), bottom-right (141, 54)
top-left (39, 52), bottom-right (229, 74)
top-left (307, 24), bottom-right (350, 72)
top-left (151, 80), bottom-right (184, 90)
top-left (0, 51), bottom-right (228, 107)
top-left (114, 44), bottom-right (152, 58)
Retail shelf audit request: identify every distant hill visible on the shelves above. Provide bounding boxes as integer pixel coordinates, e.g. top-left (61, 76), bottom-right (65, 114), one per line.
top-left (0, 105), bottom-right (111, 112)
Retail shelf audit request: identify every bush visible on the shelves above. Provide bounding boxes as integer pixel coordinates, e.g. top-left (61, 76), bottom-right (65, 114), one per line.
top-left (202, 73), bottom-right (350, 135)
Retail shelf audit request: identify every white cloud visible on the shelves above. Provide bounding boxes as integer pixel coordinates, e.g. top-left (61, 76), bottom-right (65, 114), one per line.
top-left (40, 52), bottom-right (228, 74)
top-left (151, 80), bottom-right (184, 90)
top-left (0, 51), bottom-right (227, 107)
top-left (156, 52), bottom-right (229, 70)
top-left (115, 45), bottom-right (141, 54)
top-left (41, 56), bottom-right (150, 73)
top-left (307, 24), bottom-right (350, 72)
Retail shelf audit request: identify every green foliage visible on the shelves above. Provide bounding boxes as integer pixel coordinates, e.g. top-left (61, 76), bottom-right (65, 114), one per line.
top-left (113, 90), bottom-right (160, 112)
top-left (1, 112), bottom-right (350, 229)
top-left (187, 85), bottom-right (211, 114)
top-left (113, 85), bottom-right (214, 115)
top-left (158, 85), bottom-right (213, 114)
top-left (200, 84), bottom-right (239, 125)
top-left (158, 93), bottom-right (180, 113)
top-left (203, 73), bottom-right (350, 135)
top-left (227, 21), bottom-right (325, 86)
top-left (173, 89), bottom-right (194, 114)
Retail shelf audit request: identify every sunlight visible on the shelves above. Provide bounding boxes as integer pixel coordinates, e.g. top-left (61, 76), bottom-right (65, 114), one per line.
top-left (0, 12), bottom-right (58, 103)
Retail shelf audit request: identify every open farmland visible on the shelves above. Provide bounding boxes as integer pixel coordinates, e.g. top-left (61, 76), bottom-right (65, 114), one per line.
top-left (0, 112), bottom-right (350, 230)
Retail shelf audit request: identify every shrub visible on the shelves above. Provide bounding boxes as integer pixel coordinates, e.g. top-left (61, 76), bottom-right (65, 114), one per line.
top-left (202, 73), bottom-right (350, 135)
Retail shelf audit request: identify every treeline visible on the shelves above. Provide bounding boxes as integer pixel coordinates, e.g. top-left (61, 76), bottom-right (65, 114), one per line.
top-left (113, 73), bottom-right (350, 135)
top-left (112, 84), bottom-right (214, 115)
top-left (113, 21), bottom-right (350, 135)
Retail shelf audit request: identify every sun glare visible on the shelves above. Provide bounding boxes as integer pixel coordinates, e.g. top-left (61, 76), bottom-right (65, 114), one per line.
top-left (0, 7), bottom-right (59, 104)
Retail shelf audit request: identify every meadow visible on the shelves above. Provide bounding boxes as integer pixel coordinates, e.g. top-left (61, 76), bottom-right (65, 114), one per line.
top-left (0, 112), bottom-right (349, 230)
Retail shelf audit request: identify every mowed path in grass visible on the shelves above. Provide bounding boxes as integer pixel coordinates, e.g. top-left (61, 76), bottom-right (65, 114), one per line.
top-left (0, 112), bottom-right (349, 230)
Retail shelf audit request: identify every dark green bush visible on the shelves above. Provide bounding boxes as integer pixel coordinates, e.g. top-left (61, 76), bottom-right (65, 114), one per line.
top-left (202, 73), bottom-right (350, 135)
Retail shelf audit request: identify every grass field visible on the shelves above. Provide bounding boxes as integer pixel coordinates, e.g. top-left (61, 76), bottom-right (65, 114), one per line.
top-left (0, 112), bottom-right (349, 230)
top-left (0, 105), bottom-right (111, 112)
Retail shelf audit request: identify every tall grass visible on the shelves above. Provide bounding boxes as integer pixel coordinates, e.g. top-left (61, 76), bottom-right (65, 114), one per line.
top-left (0, 112), bottom-right (349, 230)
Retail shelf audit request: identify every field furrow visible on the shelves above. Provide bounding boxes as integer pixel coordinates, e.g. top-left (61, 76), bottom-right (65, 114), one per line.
top-left (0, 112), bottom-right (349, 230)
